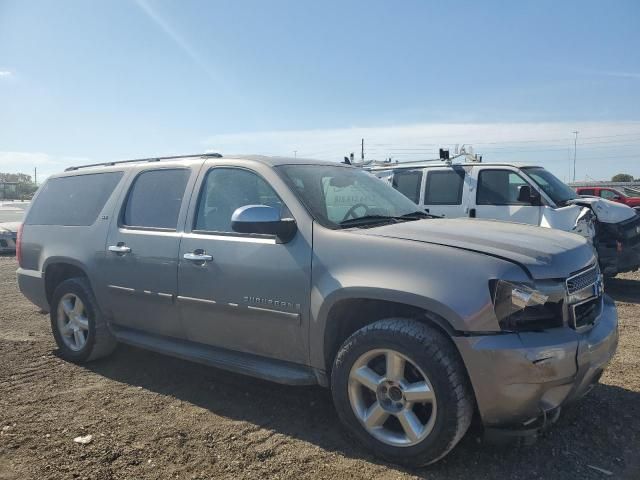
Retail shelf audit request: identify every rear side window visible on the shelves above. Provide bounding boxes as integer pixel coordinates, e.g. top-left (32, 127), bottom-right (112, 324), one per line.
top-left (578, 188), bottom-right (595, 196)
top-left (392, 170), bottom-right (422, 203)
top-left (122, 169), bottom-right (190, 230)
top-left (26, 172), bottom-right (123, 226)
top-left (477, 170), bottom-right (529, 205)
top-left (424, 170), bottom-right (465, 205)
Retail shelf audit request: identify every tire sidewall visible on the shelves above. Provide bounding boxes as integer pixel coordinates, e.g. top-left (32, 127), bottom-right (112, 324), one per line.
top-left (50, 278), bottom-right (98, 362)
top-left (331, 322), bottom-right (466, 465)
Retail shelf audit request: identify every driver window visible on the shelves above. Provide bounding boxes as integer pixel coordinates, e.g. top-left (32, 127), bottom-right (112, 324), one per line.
top-left (194, 168), bottom-right (284, 233)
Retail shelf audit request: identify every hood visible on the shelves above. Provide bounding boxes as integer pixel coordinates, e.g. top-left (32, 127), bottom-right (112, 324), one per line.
top-left (569, 197), bottom-right (636, 223)
top-left (360, 218), bottom-right (595, 279)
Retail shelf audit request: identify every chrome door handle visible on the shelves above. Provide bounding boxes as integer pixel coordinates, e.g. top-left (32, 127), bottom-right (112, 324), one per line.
top-left (184, 252), bottom-right (213, 262)
top-left (108, 244), bottom-right (131, 254)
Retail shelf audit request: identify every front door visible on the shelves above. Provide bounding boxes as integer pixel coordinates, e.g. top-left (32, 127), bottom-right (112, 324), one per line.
top-left (102, 166), bottom-right (194, 338)
top-left (177, 166), bottom-right (312, 364)
top-left (472, 167), bottom-right (542, 226)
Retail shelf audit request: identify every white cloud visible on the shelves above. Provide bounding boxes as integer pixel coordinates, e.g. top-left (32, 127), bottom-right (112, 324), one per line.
top-left (600, 71), bottom-right (640, 80)
top-left (202, 121), bottom-right (640, 159)
top-left (0, 71), bottom-right (13, 78)
top-left (202, 121), bottom-right (640, 181)
top-left (578, 68), bottom-right (640, 80)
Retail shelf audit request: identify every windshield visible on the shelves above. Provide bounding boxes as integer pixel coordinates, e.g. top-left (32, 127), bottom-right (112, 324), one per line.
top-left (522, 167), bottom-right (578, 206)
top-left (277, 164), bottom-right (425, 229)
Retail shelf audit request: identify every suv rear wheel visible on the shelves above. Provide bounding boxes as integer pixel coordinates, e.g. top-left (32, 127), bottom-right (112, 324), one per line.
top-left (331, 318), bottom-right (473, 466)
top-left (50, 277), bottom-right (117, 362)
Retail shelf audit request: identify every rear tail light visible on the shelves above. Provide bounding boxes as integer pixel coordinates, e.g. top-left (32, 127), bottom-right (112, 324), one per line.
top-left (16, 223), bottom-right (23, 267)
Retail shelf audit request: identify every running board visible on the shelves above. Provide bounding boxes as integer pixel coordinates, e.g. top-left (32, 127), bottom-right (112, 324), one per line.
top-left (111, 325), bottom-right (318, 386)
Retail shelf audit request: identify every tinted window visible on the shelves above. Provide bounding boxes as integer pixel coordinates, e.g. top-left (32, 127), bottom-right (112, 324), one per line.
top-left (578, 189), bottom-right (595, 196)
top-left (122, 169), bottom-right (190, 229)
top-left (391, 170), bottom-right (422, 203)
top-left (26, 172), bottom-right (123, 226)
top-left (477, 170), bottom-right (529, 205)
top-left (424, 170), bottom-right (464, 205)
top-left (195, 168), bottom-right (283, 233)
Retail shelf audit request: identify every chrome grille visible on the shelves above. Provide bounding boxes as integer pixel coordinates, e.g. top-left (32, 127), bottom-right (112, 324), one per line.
top-left (566, 264), bottom-right (603, 330)
top-left (566, 265), bottom-right (598, 294)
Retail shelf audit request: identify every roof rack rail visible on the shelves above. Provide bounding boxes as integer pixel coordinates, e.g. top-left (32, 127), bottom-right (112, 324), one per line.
top-left (64, 152), bottom-right (223, 172)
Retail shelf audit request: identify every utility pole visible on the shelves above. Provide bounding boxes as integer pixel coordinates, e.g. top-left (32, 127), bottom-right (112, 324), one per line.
top-left (293, 150), bottom-right (297, 158)
top-left (361, 138), bottom-right (364, 161)
top-left (34, 167), bottom-right (37, 186)
top-left (572, 131), bottom-right (579, 182)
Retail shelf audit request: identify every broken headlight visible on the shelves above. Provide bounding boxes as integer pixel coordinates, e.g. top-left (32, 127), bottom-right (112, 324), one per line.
top-left (491, 280), bottom-right (562, 332)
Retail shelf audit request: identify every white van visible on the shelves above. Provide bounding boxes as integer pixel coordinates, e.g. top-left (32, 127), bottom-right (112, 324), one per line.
top-left (370, 161), bottom-right (640, 276)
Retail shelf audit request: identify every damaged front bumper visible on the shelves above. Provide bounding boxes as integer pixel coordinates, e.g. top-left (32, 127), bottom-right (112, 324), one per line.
top-left (454, 295), bottom-right (618, 434)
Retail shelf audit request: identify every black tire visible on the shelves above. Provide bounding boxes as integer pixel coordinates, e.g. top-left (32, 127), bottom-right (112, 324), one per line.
top-left (50, 277), bottom-right (117, 362)
top-left (331, 318), bottom-right (474, 467)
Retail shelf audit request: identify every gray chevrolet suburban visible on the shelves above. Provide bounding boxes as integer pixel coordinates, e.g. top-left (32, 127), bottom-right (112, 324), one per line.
top-left (17, 153), bottom-right (618, 466)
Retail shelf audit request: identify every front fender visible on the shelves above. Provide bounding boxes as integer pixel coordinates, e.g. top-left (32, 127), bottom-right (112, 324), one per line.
top-left (308, 226), bottom-right (529, 371)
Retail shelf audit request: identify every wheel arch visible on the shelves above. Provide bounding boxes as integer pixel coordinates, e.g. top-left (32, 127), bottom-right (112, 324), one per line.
top-left (317, 288), bottom-right (464, 376)
top-left (43, 257), bottom-right (92, 305)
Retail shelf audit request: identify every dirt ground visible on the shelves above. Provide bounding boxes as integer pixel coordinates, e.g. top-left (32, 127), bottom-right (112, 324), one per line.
top-left (0, 255), bottom-right (638, 480)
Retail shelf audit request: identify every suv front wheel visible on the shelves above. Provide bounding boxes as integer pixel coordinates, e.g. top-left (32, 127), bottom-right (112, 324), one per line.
top-left (331, 318), bottom-right (474, 466)
top-left (50, 277), bottom-right (117, 362)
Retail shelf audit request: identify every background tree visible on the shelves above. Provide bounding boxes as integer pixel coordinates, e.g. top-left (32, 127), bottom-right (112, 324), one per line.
top-left (0, 172), bottom-right (38, 200)
top-left (611, 173), bottom-right (634, 182)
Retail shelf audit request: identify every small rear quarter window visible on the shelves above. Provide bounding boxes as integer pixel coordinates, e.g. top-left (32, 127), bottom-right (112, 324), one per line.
top-left (26, 172), bottom-right (124, 226)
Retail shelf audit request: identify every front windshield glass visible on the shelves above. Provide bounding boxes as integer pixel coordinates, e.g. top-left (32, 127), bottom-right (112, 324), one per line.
top-left (522, 167), bottom-right (578, 206)
top-left (277, 164), bottom-right (425, 229)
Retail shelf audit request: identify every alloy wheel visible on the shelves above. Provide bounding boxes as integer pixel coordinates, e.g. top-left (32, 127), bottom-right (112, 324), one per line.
top-left (56, 293), bottom-right (89, 351)
top-left (348, 348), bottom-right (437, 447)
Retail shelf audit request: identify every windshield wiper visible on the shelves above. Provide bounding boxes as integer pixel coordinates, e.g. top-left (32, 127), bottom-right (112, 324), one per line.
top-left (339, 211), bottom-right (435, 229)
top-left (396, 210), bottom-right (437, 219)
top-left (339, 215), bottom-right (398, 228)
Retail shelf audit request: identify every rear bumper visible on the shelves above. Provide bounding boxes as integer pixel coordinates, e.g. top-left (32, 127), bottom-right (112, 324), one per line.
top-left (17, 268), bottom-right (49, 312)
top-left (454, 295), bottom-right (618, 428)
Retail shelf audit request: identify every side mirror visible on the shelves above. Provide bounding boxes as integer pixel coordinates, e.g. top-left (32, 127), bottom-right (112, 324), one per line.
top-left (231, 205), bottom-right (297, 243)
top-left (517, 185), bottom-right (541, 205)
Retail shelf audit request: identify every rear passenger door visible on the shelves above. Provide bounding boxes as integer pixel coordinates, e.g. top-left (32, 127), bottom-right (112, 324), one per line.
top-left (101, 165), bottom-right (197, 339)
top-left (422, 167), bottom-right (467, 218)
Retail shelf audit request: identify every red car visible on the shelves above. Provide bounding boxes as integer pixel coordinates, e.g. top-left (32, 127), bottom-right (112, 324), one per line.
top-left (576, 186), bottom-right (640, 210)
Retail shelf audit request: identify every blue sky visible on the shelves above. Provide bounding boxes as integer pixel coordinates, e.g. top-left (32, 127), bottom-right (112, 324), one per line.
top-left (1, 0), bottom-right (639, 181)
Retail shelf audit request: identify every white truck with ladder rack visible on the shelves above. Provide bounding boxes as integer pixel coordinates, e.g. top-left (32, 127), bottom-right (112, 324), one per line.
top-left (354, 150), bottom-right (640, 276)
